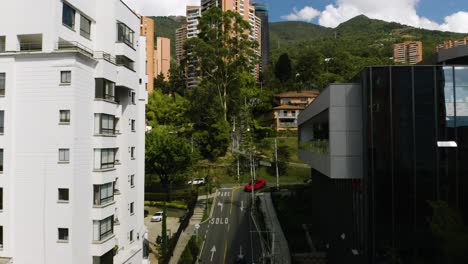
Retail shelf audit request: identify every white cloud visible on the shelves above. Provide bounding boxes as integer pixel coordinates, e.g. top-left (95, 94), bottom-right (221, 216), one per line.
top-left (281, 6), bottom-right (320, 23)
top-left (282, 0), bottom-right (468, 33)
top-left (123, 0), bottom-right (200, 16)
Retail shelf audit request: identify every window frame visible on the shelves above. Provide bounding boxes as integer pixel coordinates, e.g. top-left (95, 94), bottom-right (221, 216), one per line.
top-left (130, 147), bottom-right (135, 159)
top-left (130, 174), bottom-right (135, 187)
top-left (59, 148), bottom-right (70, 162)
top-left (131, 120), bottom-right (135, 132)
top-left (80, 15), bottom-right (91, 39)
top-left (100, 148), bottom-right (116, 169)
top-left (58, 188), bottom-right (69, 202)
top-left (58, 228), bottom-right (69, 242)
top-left (0, 73), bottom-right (5, 96)
top-left (59, 110), bottom-right (70, 123)
top-left (62, 2), bottom-right (76, 30)
top-left (129, 229), bottom-right (134, 242)
top-left (93, 183), bottom-right (114, 206)
top-left (0, 110), bottom-right (4, 134)
top-left (130, 202), bottom-right (134, 215)
top-left (117, 22), bottom-right (135, 48)
top-left (0, 149), bottom-right (3, 173)
top-left (60, 71), bottom-right (71, 84)
top-left (97, 216), bottom-right (113, 241)
top-left (131, 92), bottom-right (136, 104)
top-left (100, 114), bottom-right (115, 135)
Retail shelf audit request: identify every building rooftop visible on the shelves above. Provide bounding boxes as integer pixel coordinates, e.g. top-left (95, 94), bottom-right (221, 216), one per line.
top-left (273, 105), bottom-right (304, 110)
top-left (276, 89), bottom-right (320, 98)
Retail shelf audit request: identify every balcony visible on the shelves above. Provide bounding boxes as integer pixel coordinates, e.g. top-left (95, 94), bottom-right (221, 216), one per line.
top-left (116, 64), bottom-right (138, 90)
top-left (56, 40), bottom-right (93, 58)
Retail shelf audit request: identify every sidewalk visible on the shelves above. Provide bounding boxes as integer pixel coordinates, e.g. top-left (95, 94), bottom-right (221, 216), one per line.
top-left (259, 192), bottom-right (292, 264)
top-left (169, 192), bottom-right (216, 264)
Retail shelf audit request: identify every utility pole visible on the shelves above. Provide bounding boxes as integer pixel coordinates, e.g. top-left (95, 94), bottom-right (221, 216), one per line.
top-left (250, 152), bottom-right (255, 211)
top-left (275, 138), bottom-right (279, 190)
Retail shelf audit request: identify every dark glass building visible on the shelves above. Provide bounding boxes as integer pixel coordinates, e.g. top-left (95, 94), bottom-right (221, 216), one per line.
top-left (298, 65), bottom-right (468, 263)
top-left (252, 2), bottom-right (270, 74)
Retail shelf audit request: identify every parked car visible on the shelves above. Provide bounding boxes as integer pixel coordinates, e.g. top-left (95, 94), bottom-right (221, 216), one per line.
top-left (187, 177), bottom-right (206, 185)
top-left (244, 178), bottom-right (267, 191)
top-left (151, 211), bottom-right (164, 222)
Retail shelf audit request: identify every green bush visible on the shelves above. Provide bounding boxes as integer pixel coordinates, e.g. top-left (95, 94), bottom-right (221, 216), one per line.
top-left (145, 191), bottom-right (193, 202)
top-left (178, 236), bottom-right (199, 264)
top-left (178, 245), bottom-right (193, 264)
top-left (144, 200), bottom-right (188, 210)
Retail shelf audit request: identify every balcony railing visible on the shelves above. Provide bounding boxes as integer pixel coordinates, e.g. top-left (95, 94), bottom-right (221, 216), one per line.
top-left (94, 51), bottom-right (116, 64)
top-left (19, 42), bottom-right (42, 51)
top-left (279, 122), bottom-right (297, 127)
top-left (299, 139), bottom-right (329, 154)
top-left (56, 41), bottom-right (93, 57)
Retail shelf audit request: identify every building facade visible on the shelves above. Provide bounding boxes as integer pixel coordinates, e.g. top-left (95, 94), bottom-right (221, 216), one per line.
top-left (252, 2), bottom-right (269, 73)
top-left (140, 16), bottom-right (155, 91)
top-left (269, 90), bottom-right (320, 131)
top-left (154, 37), bottom-right (170, 81)
top-left (393, 41), bottom-right (423, 65)
top-left (298, 66), bottom-right (468, 263)
top-left (0, 0), bottom-right (147, 263)
top-left (175, 24), bottom-right (187, 65)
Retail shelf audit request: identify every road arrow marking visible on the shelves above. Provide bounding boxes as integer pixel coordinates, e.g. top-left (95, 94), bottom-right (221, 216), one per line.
top-left (210, 245), bottom-right (216, 262)
top-left (217, 202), bottom-right (223, 212)
top-left (240, 201), bottom-right (244, 212)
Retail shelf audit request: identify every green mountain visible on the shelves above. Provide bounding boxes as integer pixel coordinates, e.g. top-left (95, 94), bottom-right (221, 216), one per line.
top-left (153, 16), bottom-right (185, 59)
top-left (270, 15), bottom-right (466, 62)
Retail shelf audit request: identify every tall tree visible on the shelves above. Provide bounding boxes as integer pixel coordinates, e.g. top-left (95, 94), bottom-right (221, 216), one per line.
top-left (145, 126), bottom-right (194, 184)
top-left (274, 53), bottom-right (292, 83)
top-left (184, 7), bottom-right (258, 122)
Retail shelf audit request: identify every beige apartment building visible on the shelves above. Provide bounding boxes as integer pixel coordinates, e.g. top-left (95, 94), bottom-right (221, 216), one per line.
top-left (269, 90), bottom-right (320, 131)
top-left (436, 37), bottom-right (468, 51)
top-left (175, 24), bottom-right (187, 64)
top-left (154, 37), bottom-right (171, 80)
top-left (140, 16), bottom-right (155, 91)
top-left (393, 41), bottom-right (423, 65)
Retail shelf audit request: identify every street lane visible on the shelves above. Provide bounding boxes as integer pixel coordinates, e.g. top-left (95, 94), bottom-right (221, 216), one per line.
top-left (198, 186), bottom-right (262, 264)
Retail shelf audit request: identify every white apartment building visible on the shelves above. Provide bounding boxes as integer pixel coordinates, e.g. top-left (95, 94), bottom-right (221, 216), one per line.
top-left (0, 0), bottom-right (147, 264)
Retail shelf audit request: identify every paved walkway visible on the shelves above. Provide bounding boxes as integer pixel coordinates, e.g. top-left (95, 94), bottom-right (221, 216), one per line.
top-left (259, 192), bottom-right (292, 264)
top-left (169, 192), bottom-right (216, 264)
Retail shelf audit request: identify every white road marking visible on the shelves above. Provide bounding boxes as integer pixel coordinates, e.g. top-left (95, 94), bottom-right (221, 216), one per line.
top-left (210, 245), bottom-right (216, 262)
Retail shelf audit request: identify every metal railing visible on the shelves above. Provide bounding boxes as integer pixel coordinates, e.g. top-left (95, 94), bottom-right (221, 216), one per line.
top-left (279, 122), bottom-right (297, 127)
top-left (56, 41), bottom-right (93, 57)
top-left (94, 51), bottom-right (116, 64)
top-left (19, 42), bottom-right (42, 51)
top-left (299, 139), bottom-right (329, 154)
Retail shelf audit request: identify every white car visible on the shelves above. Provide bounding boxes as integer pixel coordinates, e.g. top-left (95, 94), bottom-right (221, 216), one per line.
top-left (187, 178), bottom-right (206, 185)
top-left (151, 211), bottom-right (164, 222)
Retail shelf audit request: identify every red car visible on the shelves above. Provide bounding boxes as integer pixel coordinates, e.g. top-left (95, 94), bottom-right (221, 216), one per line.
top-left (244, 178), bottom-right (266, 191)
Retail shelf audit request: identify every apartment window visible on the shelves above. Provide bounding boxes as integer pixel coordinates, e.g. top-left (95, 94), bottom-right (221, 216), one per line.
top-left (62, 2), bottom-right (75, 29)
top-left (0, 188), bottom-right (3, 210)
top-left (58, 188), bottom-right (69, 202)
top-left (93, 216), bottom-right (113, 241)
top-left (93, 183), bottom-right (114, 206)
top-left (0, 73), bottom-right (5, 96)
top-left (59, 149), bottom-right (70, 162)
top-left (80, 15), bottom-right (91, 39)
top-left (59, 110), bottom-right (70, 123)
top-left (130, 147), bottom-right (135, 159)
top-left (130, 202), bottom-right (134, 214)
top-left (0, 111), bottom-right (4, 134)
top-left (60, 71), bottom-right (71, 84)
top-left (0, 149), bottom-right (2, 173)
top-left (98, 114), bottom-right (115, 135)
top-left (116, 55), bottom-right (134, 71)
top-left (117, 22), bottom-right (134, 47)
top-left (131, 92), bottom-right (136, 104)
top-left (58, 228), bottom-right (69, 242)
top-left (129, 230), bottom-right (134, 242)
top-left (0, 226), bottom-right (3, 248)
top-left (98, 148), bottom-right (115, 169)
top-left (131, 120), bottom-right (135, 132)
top-left (130, 174), bottom-right (135, 187)
top-left (95, 78), bottom-right (115, 102)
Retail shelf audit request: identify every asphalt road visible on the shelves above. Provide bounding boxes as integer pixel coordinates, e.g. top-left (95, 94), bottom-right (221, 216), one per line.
top-left (198, 185), bottom-right (263, 264)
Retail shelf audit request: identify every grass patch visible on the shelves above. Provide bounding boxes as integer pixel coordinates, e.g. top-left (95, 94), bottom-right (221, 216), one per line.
top-left (145, 200), bottom-right (188, 210)
top-left (202, 198), bottom-right (214, 222)
top-left (260, 137), bottom-right (302, 163)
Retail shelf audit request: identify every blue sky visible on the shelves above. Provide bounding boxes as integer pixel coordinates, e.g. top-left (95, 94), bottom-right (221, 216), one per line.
top-left (128, 0), bottom-right (468, 33)
top-left (263, 0), bottom-right (468, 24)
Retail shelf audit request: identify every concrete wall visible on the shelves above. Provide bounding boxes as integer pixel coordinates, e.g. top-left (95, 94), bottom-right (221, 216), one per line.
top-left (298, 84), bottom-right (362, 179)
